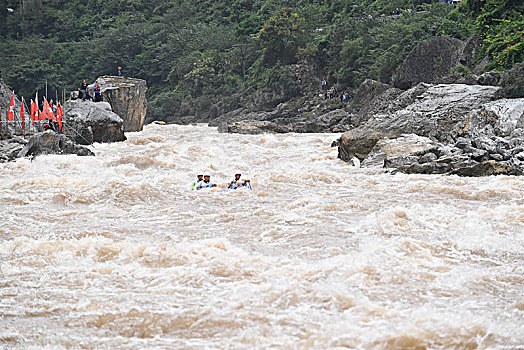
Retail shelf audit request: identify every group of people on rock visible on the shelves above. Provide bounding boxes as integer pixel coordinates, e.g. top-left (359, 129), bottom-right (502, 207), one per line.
top-left (191, 173), bottom-right (251, 191)
top-left (74, 80), bottom-right (102, 102)
top-left (73, 66), bottom-right (123, 102)
top-left (321, 78), bottom-right (350, 102)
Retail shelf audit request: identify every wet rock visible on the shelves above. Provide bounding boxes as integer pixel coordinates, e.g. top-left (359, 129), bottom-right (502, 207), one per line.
top-left (64, 100), bottom-right (126, 143)
top-left (361, 134), bottom-right (437, 168)
top-left (478, 71), bottom-right (501, 86)
top-left (96, 76), bottom-right (148, 132)
top-left (18, 131), bottom-right (94, 158)
top-left (450, 160), bottom-right (522, 176)
top-left (210, 109), bottom-right (269, 128)
top-left (225, 120), bottom-right (292, 134)
top-left (393, 36), bottom-right (467, 89)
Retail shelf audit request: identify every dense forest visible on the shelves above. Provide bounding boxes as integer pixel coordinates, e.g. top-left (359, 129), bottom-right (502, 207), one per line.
top-left (0, 0), bottom-right (522, 121)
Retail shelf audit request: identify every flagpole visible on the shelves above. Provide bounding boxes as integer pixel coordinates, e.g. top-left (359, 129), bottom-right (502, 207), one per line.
top-left (45, 80), bottom-right (48, 100)
top-left (22, 96), bottom-right (25, 137)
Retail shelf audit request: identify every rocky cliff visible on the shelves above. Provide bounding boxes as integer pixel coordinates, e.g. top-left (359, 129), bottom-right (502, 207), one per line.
top-left (96, 76), bottom-right (147, 132)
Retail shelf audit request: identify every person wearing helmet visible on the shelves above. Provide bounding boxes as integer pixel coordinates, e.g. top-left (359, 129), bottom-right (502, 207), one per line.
top-left (228, 173), bottom-right (251, 189)
top-left (191, 174), bottom-right (204, 191)
top-left (118, 66), bottom-right (122, 76)
top-left (199, 175), bottom-right (217, 189)
top-left (93, 82), bottom-right (102, 102)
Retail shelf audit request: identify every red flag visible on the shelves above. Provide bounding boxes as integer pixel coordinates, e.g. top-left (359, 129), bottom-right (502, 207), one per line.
top-left (20, 98), bottom-right (25, 130)
top-left (43, 98), bottom-right (55, 120)
top-left (30, 99), bottom-right (38, 122)
top-left (56, 102), bottom-right (63, 132)
top-left (7, 92), bottom-right (15, 121)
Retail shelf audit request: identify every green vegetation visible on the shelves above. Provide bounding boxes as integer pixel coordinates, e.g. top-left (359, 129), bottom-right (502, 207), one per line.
top-left (0, 0), bottom-right (521, 121)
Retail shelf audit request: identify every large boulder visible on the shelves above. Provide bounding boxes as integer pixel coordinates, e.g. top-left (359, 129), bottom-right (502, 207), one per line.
top-left (64, 100), bottom-right (126, 144)
top-left (96, 76), bottom-right (147, 132)
top-left (361, 134), bottom-right (437, 167)
top-left (393, 36), bottom-right (467, 90)
top-left (18, 131), bottom-right (94, 158)
top-left (339, 84), bottom-right (500, 161)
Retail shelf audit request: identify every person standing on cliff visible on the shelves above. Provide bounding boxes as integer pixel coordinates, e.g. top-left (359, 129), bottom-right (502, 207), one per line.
top-left (118, 66), bottom-right (122, 76)
top-left (81, 80), bottom-right (89, 101)
top-left (321, 78), bottom-right (327, 92)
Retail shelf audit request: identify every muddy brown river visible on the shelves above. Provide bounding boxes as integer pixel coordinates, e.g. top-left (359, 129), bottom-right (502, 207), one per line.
top-left (1, 124), bottom-right (523, 349)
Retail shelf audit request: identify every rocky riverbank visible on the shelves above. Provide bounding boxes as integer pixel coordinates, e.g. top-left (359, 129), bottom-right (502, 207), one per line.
top-left (0, 76), bottom-right (146, 162)
top-left (209, 35), bottom-right (524, 177)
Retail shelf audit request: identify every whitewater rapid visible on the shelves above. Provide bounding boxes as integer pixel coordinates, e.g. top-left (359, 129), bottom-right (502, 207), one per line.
top-left (1, 124), bottom-right (523, 349)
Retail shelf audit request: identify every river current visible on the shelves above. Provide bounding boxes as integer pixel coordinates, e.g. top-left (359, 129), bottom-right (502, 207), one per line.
top-left (1, 124), bottom-right (523, 349)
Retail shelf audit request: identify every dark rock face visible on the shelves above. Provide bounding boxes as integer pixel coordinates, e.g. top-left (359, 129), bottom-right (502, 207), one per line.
top-left (393, 36), bottom-right (468, 90)
top-left (349, 79), bottom-right (390, 114)
top-left (18, 131), bottom-right (94, 158)
top-left (96, 76), bottom-right (148, 132)
top-left (450, 161), bottom-right (522, 176)
top-left (496, 63), bottom-right (524, 98)
top-left (460, 34), bottom-right (482, 67)
top-left (64, 100), bottom-right (126, 143)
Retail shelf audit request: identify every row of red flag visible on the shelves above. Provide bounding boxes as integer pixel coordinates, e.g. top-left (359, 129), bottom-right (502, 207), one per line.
top-left (2, 91), bottom-right (63, 131)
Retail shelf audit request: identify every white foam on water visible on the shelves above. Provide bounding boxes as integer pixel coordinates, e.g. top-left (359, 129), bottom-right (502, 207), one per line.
top-left (1, 124), bottom-right (523, 348)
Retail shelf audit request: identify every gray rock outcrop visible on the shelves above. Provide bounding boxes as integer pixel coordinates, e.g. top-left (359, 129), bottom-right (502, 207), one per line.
top-left (393, 36), bottom-right (481, 90)
top-left (339, 84), bottom-right (500, 161)
top-left (96, 76), bottom-right (148, 132)
top-left (361, 134), bottom-right (437, 168)
top-left (64, 100), bottom-right (126, 144)
top-left (17, 131), bottom-right (94, 158)
top-left (220, 120), bottom-right (292, 134)
top-left (339, 85), bottom-right (524, 176)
